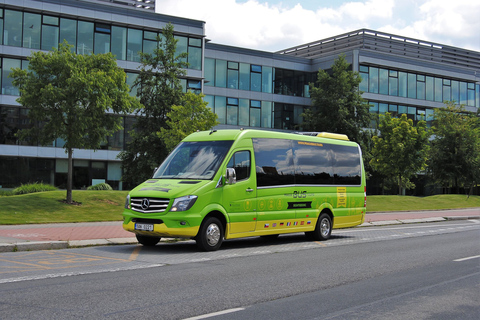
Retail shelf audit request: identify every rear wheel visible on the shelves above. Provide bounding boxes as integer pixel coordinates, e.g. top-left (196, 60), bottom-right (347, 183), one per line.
top-left (306, 212), bottom-right (332, 241)
top-left (196, 217), bottom-right (224, 251)
top-left (136, 234), bottom-right (161, 246)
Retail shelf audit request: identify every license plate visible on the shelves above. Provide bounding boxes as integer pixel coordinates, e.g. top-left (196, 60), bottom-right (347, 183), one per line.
top-left (135, 223), bottom-right (154, 231)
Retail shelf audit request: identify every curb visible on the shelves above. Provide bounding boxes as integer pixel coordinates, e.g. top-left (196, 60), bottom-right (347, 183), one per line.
top-left (1, 216), bottom-right (478, 253)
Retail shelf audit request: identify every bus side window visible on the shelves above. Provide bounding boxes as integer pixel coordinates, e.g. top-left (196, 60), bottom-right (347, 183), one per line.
top-left (227, 151), bottom-right (251, 181)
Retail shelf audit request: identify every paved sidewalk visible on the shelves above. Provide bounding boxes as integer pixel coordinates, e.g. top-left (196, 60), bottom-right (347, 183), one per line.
top-left (0, 208), bottom-right (478, 252)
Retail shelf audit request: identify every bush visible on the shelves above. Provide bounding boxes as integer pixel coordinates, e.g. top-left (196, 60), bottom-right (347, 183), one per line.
top-left (87, 183), bottom-right (113, 191)
top-left (0, 189), bottom-right (13, 197)
top-left (12, 182), bottom-right (57, 195)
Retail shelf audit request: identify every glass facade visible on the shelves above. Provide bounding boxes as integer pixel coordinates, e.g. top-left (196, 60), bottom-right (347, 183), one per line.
top-left (205, 58), bottom-right (313, 97)
top-left (360, 65), bottom-right (477, 107)
top-left (0, 8), bottom-right (202, 69)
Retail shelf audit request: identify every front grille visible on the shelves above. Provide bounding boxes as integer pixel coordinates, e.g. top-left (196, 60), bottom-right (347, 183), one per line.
top-left (131, 197), bottom-right (170, 213)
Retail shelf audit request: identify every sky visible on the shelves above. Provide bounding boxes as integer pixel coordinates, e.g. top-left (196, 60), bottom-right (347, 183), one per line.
top-left (155, 0), bottom-right (480, 53)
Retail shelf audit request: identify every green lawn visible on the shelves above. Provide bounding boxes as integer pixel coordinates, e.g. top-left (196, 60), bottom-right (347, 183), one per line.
top-left (0, 191), bottom-right (478, 225)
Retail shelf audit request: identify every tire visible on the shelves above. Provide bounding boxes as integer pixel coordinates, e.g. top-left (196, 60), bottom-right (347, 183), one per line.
top-left (196, 217), bottom-right (224, 251)
top-left (306, 212), bottom-right (332, 241)
top-left (136, 234), bottom-right (161, 246)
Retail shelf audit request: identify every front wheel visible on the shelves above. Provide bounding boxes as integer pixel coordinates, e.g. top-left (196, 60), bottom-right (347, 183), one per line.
top-left (306, 212), bottom-right (332, 241)
top-left (136, 234), bottom-right (161, 246)
top-left (196, 217), bottom-right (224, 251)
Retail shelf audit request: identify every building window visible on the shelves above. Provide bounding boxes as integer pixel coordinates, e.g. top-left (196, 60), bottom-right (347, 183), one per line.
top-left (23, 12), bottom-right (41, 49)
top-left (227, 97), bottom-right (239, 125)
top-left (251, 65), bottom-right (262, 92)
top-left (94, 23), bottom-right (111, 54)
top-left (127, 28), bottom-right (142, 62)
top-left (204, 58), bottom-right (215, 87)
top-left (4, 10), bottom-right (23, 47)
top-left (111, 26), bottom-right (127, 60)
top-left (215, 59), bottom-right (227, 88)
top-left (250, 100), bottom-right (261, 127)
top-left (60, 18), bottom-right (76, 51)
top-left (214, 96), bottom-right (226, 124)
top-left (77, 21), bottom-right (93, 55)
top-left (227, 61), bottom-right (239, 89)
top-left (188, 37), bottom-right (202, 70)
top-left (42, 15), bottom-right (59, 51)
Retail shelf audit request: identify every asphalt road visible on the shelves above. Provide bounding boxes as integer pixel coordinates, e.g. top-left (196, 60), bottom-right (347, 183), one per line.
top-left (0, 220), bottom-right (479, 320)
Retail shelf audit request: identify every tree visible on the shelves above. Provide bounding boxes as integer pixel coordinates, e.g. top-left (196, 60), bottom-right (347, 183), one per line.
top-left (11, 42), bottom-right (138, 203)
top-left (302, 54), bottom-right (371, 144)
top-left (428, 102), bottom-right (480, 195)
top-left (119, 23), bottom-right (188, 188)
top-left (370, 113), bottom-right (430, 195)
top-left (159, 92), bottom-right (219, 152)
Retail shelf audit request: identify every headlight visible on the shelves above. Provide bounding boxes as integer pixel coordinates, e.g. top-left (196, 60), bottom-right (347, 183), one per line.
top-left (170, 195), bottom-right (197, 212)
top-left (124, 194), bottom-right (130, 209)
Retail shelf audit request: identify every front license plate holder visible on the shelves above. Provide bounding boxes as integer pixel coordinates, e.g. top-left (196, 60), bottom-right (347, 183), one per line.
top-left (135, 223), bottom-right (154, 231)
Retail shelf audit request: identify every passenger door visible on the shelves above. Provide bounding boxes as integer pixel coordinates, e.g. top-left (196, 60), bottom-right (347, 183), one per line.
top-left (223, 150), bottom-right (257, 234)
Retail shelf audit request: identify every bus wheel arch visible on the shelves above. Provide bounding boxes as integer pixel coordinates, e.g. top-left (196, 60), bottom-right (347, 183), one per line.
top-left (195, 211), bottom-right (226, 251)
top-left (306, 209), bottom-right (333, 241)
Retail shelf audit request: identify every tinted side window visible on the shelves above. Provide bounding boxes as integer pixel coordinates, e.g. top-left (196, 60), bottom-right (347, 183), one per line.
top-left (331, 144), bottom-right (361, 185)
top-left (253, 138), bottom-right (294, 187)
top-left (294, 141), bottom-right (333, 184)
top-left (227, 151), bottom-right (251, 181)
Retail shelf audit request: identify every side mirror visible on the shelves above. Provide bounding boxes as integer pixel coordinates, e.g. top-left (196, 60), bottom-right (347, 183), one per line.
top-left (225, 168), bottom-right (237, 185)
top-left (152, 167), bottom-right (158, 177)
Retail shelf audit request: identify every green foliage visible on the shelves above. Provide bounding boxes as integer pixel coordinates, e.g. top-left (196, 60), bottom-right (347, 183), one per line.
top-left (159, 92), bottom-right (219, 152)
top-left (87, 183), bottom-right (113, 191)
top-left (10, 42), bottom-right (138, 203)
top-left (12, 183), bottom-right (57, 195)
top-left (302, 54), bottom-right (371, 145)
top-left (370, 113), bottom-right (430, 195)
top-left (119, 23), bottom-right (188, 188)
top-left (428, 102), bottom-right (480, 194)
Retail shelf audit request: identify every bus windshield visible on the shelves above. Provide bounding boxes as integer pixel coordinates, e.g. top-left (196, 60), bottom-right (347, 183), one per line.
top-left (153, 140), bottom-right (233, 180)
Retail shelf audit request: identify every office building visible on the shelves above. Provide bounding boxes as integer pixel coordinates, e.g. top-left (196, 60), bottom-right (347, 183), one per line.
top-left (0, 0), bottom-right (478, 191)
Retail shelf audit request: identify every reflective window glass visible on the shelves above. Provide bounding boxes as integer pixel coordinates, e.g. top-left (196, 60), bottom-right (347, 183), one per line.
top-left (77, 21), bottom-right (93, 54)
top-left (4, 10), bottom-right (23, 47)
top-left (398, 105), bottom-right (407, 115)
top-left (127, 28), bottom-right (142, 62)
top-left (227, 98), bottom-right (238, 125)
top-left (253, 138), bottom-right (294, 187)
top-left (379, 68), bottom-right (388, 95)
top-left (175, 35), bottom-right (187, 64)
top-left (0, 9), bottom-right (3, 44)
top-left (227, 150), bottom-right (251, 181)
top-left (262, 66), bottom-right (272, 93)
top-left (188, 46), bottom-right (202, 70)
top-left (388, 70), bottom-right (397, 96)
top-left (204, 58), bottom-right (215, 87)
top-left (214, 96), bottom-right (226, 124)
top-left (467, 83), bottom-right (475, 106)
top-left (125, 72), bottom-right (138, 97)
top-left (398, 71), bottom-right (407, 97)
top-left (434, 78), bottom-right (442, 102)
top-left (261, 101), bottom-right (272, 128)
top-left (331, 144), bottom-right (361, 185)
top-left (60, 18), bottom-right (76, 50)
top-left (416, 75), bottom-right (425, 100)
top-left (239, 63), bottom-right (250, 90)
top-left (359, 70), bottom-right (368, 92)
top-left (239, 98), bottom-right (249, 126)
top-left (459, 82), bottom-right (467, 105)
top-left (111, 26), bottom-right (126, 60)
top-left (215, 60), bottom-right (227, 87)
top-left (426, 76), bottom-right (434, 101)
top-left (204, 95), bottom-right (214, 111)
top-left (42, 24), bottom-right (59, 51)
top-left (294, 141), bottom-right (333, 185)
top-left (94, 23), bottom-right (110, 54)
top-left (407, 73), bottom-right (416, 99)
top-left (250, 101), bottom-right (261, 127)
top-left (368, 67), bottom-right (378, 93)
top-left (442, 79), bottom-right (451, 102)
top-left (251, 72), bottom-right (261, 92)
top-left (2, 58), bottom-right (21, 95)
top-left (142, 31), bottom-right (157, 56)
top-left (227, 62), bottom-right (238, 89)
top-left (451, 80), bottom-right (459, 103)
top-left (23, 12), bottom-right (41, 49)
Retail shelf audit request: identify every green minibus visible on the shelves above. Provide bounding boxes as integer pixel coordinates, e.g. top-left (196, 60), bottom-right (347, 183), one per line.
top-left (123, 129), bottom-right (366, 251)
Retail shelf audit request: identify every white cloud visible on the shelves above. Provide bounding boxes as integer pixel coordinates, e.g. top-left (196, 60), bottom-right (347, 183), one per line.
top-left (155, 0), bottom-right (480, 52)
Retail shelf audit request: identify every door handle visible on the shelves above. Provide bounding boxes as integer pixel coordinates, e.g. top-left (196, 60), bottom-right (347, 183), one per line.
top-left (246, 188), bottom-right (254, 192)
